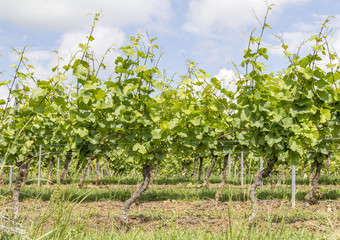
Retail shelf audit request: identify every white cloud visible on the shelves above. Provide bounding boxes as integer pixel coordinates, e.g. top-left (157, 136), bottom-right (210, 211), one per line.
top-left (0, 0), bottom-right (172, 32)
top-left (4, 26), bottom-right (126, 89)
top-left (56, 26), bottom-right (125, 62)
top-left (268, 31), bottom-right (313, 56)
top-left (267, 15), bottom-right (340, 57)
top-left (214, 68), bottom-right (237, 93)
top-left (191, 39), bottom-right (233, 67)
top-left (182, 0), bottom-right (311, 37)
top-left (191, 68), bottom-right (237, 97)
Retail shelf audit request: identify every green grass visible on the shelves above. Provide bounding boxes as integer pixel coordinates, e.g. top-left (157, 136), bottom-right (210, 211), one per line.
top-left (1, 178), bottom-right (338, 240)
top-left (1, 227), bottom-right (323, 240)
top-left (9, 173), bottom-right (339, 186)
top-left (1, 184), bottom-right (339, 203)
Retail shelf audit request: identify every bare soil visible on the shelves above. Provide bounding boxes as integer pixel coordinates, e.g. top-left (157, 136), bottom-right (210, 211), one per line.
top-left (0, 182), bottom-right (339, 238)
top-left (1, 197), bottom-right (339, 237)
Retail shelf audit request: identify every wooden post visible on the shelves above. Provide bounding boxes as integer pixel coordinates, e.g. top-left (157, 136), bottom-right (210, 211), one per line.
top-left (241, 151), bottom-right (244, 186)
top-left (260, 157), bottom-right (263, 189)
top-left (228, 154), bottom-right (232, 178)
top-left (292, 165), bottom-right (296, 208)
top-left (57, 156), bottom-right (60, 184)
top-left (234, 156), bottom-right (237, 179)
top-left (38, 145), bottom-right (42, 186)
top-left (57, 156), bottom-right (60, 171)
top-left (9, 166), bottom-right (13, 189)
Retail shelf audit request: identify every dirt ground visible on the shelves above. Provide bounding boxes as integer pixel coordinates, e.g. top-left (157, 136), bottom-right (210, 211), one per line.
top-left (1, 197), bottom-right (339, 238)
top-left (0, 182), bottom-right (339, 238)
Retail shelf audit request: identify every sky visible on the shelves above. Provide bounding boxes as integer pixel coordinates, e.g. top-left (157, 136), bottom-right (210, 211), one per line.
top-left (1, 0), bottom-right (340, 100)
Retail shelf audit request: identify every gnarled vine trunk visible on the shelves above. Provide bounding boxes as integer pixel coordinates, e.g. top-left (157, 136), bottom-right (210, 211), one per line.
top-left (105, 158), bottom-right (111, 176)
top-left (248, 157), bottom-right (277, 226)
top-left (197, 156), bottom-right (203, 182)
top-left (301, 159), bottom-right (308, 176)
top-left (277, 164), bottom-right (284, 185)
top-left (48, 157), bottom-right (54, 183)
top-left (79, 157), bottom-right (94, 187)
top-left (191, 156), bottom-right (199, 177)
top-left (179, 162), bottom-right (187, 177)
top-left (309, 160), bottom-right (316, 186)
top-left (153, 159), bottom-right (161, 181)
top-left (22, 159), bottom-right (32, 185)
top-left (120, 163), bottom-right (153, 225)
top-left (203, 154), bottom-right (217, 187)
top-left (60, 151), bottom-right (72, 184)
top-left (13, 158), bottom-right (32, 221)
top-left (324, 155), bottom-right (329, 175)
top-left (95, 157), bottom-right (100, 182)
top-left (306, 158), bottom-right (323, 203)
top-left (215, 154), bottom-right (228, 201)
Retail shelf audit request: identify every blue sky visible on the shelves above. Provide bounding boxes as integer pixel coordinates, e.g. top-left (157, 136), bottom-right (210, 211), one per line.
top-left (0, 0), bottom-right (340, 99)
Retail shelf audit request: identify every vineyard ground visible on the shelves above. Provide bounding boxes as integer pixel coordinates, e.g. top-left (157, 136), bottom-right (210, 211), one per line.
top-left (0, 180), bottom-right (339, 239)
top-left (1, 182), bottom-right (339, 202)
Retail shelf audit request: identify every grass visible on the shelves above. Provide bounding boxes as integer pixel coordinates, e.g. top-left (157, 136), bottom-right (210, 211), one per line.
top-left (1, 227), bottom-right (324, 240)
top-left (0, 182), bottom-right (339, 203)
top-left (5, 173), bottom-right (339, 188)
top-left (1, 194), bottom-right (337, 240)
top-left (0, 173), bottom-right (339, 239)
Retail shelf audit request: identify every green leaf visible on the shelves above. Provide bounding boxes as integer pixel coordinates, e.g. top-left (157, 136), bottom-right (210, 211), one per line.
top-left (264, 23), bottom-right (272, 29)
top-left (211, 77), bottom-right (221, 89)
top-left (95, 89), bottom-right (106, 100)
top-left (315, 79), bottom-right (329, 89)
top-left (288, 151), bottom-right (300, 165)
top-left (74, 127), bottom-right (88, 138)
top-left (320, 108), bottom-right (331, 123)
top-left (298, 67), bottom-right (313, 79)
top-left (0, 80), bottom-right (11, 87)
top-left (133, 143), bottom-right (147, 154)
top-left (288, 138), bottom-right (303, 155)
top-left (134, 65), bottom-right (147, 74)
top-left (240, 108), bottom-right (250, 122)
top-left (74, 63), bottom-right (88, 80)
top-left (265, 133), bottom-right (282, 147)
top-left (122, 46), bottom-right (137, 57)
top-left (167, 118), bottom-right (179, 130)
top-left (83, 82), bottom-right (97, 90)
top-left (189, 118), bottom-right (200, 126)
top-left (198, 69), bottom-right (211, 80)
top-left (326, 63), bottom-right (337, 68)
top-left (8, 144), bottom-right (17, 154)
top-left (221, 89), bottom-right (234, 98)
top-left (123, 83), bottom-right (136, 94)
top-left (31, 88), bottom-right (47, 99)
top-left (78, 43), bottom-right (89, 51)
top-left (312, 45), bottom-right (323, 52)
top-left (316, 89), bottom-right (332, 102)
top-left (281, 117), bottom-right (293, 129)
top-left (151, 129), bottom-right (162, 139)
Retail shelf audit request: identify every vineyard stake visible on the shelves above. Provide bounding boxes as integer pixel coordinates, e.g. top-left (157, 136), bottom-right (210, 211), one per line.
top-left (228, 154), bottom-right (231, 178)
top-left (95, 159), bottom-right (98, 176)
top-left (260, 157), bottom-right (263, 189)
top-left (57, 156), bottom-right (60, 171)
top-left (241, 151), bottom-right (244, 186)
top-left (234, 157), bottom-right (237, 179)
top-left (292, 165), bottom-right (296, 208)
top-left (9, 166), bottom-right (13, 189)
top-left (38, 145), bottom-right (42, 186)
